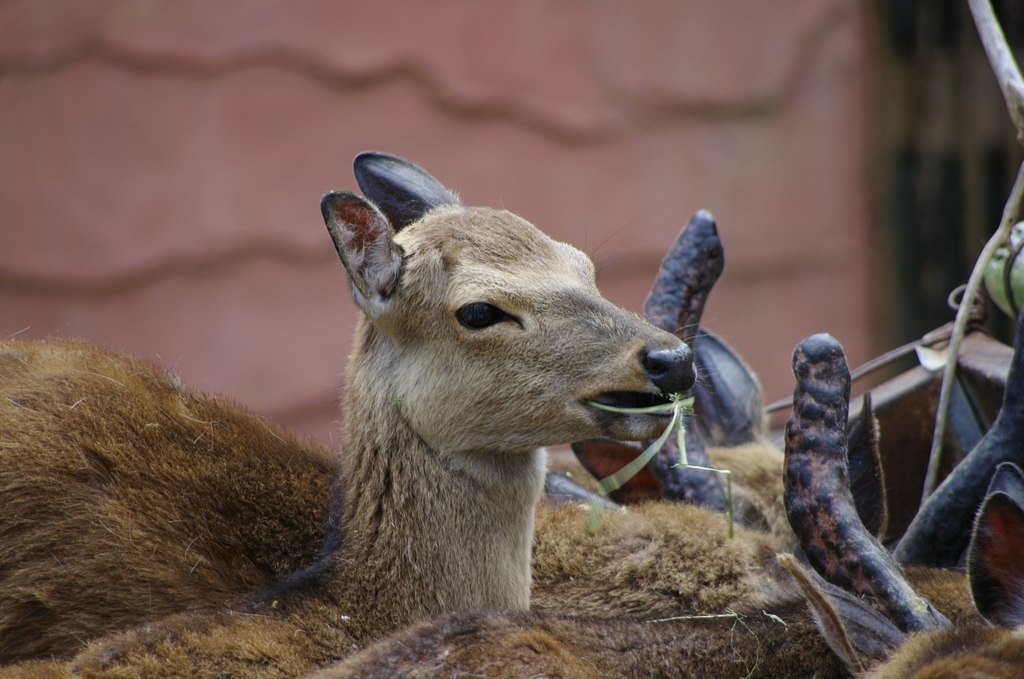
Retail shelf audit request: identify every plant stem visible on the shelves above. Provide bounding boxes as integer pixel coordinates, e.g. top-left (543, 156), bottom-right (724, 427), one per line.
top-left (967, 0), bottom-right (1024, 141)
top-left (921, 0), bottom-right (1024, 505)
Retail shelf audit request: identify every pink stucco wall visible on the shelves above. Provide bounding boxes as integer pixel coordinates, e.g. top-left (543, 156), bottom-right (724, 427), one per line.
top-left (0, 0), bottom-right (870, 442)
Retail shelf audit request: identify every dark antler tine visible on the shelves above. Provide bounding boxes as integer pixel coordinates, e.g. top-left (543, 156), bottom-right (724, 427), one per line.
top-left (895, 304), bottom-right (1024, 566)
top-left (647, 214), bottom-right (764, 457)
top-left (636, 211), bottom-right (728, 510)
top-left (785, 334), bottom-right (948, 634)
top-left (643, 209), bottom-right (724, 345)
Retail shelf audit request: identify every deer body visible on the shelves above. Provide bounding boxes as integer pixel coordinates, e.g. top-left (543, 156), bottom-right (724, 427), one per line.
top-left (314, 598), bottom-right (846, 679)
top-left (311, 567), bottom-right (980, 679)
top-left (530, 498), bottom-right (779, 620)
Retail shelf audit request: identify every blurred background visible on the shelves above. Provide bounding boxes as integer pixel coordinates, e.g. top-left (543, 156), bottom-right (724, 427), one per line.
top-left (1, 0), bottom-right (1021, 443)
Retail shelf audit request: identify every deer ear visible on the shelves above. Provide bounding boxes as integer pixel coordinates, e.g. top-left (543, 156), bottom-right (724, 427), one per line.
top-left (321, 191), bottom-right (404, 319)
top-left (985, 461), bottom-right (1024, 506)
top-left (778, 554), bottom-right (904, 674)
top-left (354, 152), bottom-right (460, 231)
top-left (967, 486), bottom-right (1024, 627)
top-left (690, 329), bottom-right (765, 447)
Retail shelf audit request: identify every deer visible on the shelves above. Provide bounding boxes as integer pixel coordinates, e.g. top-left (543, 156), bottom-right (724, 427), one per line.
top-left (0, 339), bottom-right (340, 661)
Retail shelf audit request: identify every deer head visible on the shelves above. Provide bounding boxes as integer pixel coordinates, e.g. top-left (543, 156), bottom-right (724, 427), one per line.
top-left (323, 153), bottom-right (694, 459)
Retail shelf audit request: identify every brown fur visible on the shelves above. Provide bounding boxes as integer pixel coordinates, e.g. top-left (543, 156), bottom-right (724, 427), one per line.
top-left (899, 567), bottom-right (980, 624)
top-left (0, 498), bottom-right (784, 679)
top-left (313, 599), bottom-right (847, 679)
top-left (708, 443), bottom-right (792, 544)
top-left (0, 467), bottom-right (792, 678)
top-left (531, 499), bottom-right (778, 620)
top-left (863, 626), bottom-right (1024, 679)
top-left (0, 339), bottom-right (336, 661)
top-left (311, 566), bottom-right (977, 679)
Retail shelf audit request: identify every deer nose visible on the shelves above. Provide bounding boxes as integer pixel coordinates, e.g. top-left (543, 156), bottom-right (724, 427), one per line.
top-left (642, 345), bottom-right (695, 395)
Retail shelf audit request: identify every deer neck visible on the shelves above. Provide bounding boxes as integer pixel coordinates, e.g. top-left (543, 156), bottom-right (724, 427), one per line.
top-left (325, 324), bottom-right (545, 640)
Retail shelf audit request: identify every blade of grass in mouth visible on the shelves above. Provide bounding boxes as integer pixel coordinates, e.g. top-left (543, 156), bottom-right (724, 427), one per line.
top-left (585, 400), bottom-right (677, 415)
top-left (582, 395), bottom-right (733, 539)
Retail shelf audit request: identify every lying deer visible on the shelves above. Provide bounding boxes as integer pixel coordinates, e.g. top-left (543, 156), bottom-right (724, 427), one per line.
top-left (0, 341), bottom-right (339, 661)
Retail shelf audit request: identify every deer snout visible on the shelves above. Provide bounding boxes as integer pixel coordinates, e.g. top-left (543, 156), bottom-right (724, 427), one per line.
top-left (641, 345), bottom-right (694, 395)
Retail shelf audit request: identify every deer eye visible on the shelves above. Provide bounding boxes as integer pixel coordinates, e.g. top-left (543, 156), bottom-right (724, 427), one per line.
top-left (456, 303), bottom-right (512, 329)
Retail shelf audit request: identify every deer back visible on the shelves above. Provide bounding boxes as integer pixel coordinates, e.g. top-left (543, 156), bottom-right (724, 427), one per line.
top-left (0, 339), bottom-right (336, 662)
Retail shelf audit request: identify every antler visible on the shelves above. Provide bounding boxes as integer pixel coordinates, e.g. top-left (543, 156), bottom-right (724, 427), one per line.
top-left (643, 209), bottom-right (724, 345)
top-left (642, 210), bottom-right (728, 508)
top-left (784, 334), bottom-right (948, 634)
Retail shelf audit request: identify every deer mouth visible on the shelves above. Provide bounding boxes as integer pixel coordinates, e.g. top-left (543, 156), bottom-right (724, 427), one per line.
top-left (585, 391), bottom-right (673, 412)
